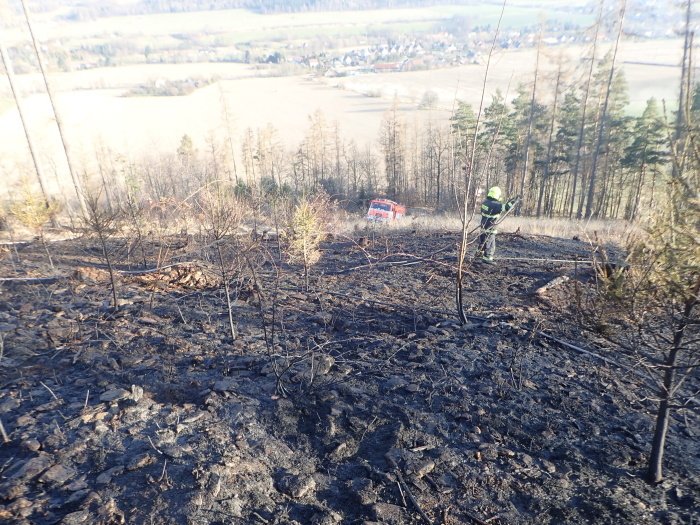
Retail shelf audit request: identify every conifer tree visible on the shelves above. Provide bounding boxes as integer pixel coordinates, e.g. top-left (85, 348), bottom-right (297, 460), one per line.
top-left (622, 98), bottom-right (667, 220)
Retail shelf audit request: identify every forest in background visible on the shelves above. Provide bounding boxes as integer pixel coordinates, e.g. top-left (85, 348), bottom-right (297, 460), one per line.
top-left (63, 61), bottom-right (698, 224)
top-left (1, 0), bottom-right (697, 223)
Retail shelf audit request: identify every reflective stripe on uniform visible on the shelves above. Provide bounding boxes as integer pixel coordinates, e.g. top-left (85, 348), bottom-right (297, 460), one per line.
top-left (481, 204), bottom-right (500, 218)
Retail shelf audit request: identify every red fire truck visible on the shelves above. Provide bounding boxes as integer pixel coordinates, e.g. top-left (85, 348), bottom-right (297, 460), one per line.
top-left (366, 198), bottom-right (406, 222)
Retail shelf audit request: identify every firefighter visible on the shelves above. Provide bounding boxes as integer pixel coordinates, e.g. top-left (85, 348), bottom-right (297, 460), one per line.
top-left (476, 186), bottom-right (518, 264)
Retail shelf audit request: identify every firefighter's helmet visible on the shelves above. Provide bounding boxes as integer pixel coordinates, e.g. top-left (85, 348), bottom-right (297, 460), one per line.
top-left (487, 186), bottom-right (502, 201)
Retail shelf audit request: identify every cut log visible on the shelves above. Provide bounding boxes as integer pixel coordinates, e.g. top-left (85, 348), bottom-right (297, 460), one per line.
top-left (535, 275), bottom-right (570, 295)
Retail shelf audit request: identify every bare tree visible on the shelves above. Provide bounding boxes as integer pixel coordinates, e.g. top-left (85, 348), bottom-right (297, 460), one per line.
top-left (197, 181), bottom-right (245, 343)
top-left (0, 39), bottom-right (51, 209)
top-left (19, 0), bottom-right (87, 215)
top-left (218, 83), bottom-right (239, 184)
top-left (456, 0), bottom-right (506, 324)
top-left (82, 189), bottom-right (121, 310)
top-left (123, 178), bottom-right (149, 269)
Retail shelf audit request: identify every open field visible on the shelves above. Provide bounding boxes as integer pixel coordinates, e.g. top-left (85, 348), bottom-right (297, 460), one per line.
top-left (2, 3), bottom-right (592, 45)
top-left (0, 36), bottom-right (688, 196)
top-left (336, 38), bottom-right (689, 113)
top-left (0, 1), bottom-right (691, 194)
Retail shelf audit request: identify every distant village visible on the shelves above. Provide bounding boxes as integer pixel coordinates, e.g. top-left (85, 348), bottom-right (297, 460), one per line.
top-left (50, 1), bottom-right (685, 76)
top-left (263, 13), bottom-right (679, 79)
top-left (268, 31), bottom-right (585, 77)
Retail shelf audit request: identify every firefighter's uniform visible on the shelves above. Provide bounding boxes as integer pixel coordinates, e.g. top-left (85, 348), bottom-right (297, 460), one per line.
top-left (477, 187), bottom-right (517, 264)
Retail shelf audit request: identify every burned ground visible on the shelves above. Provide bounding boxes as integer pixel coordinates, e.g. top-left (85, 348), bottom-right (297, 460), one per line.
top-left (0, 229), bottom-right (697, 524)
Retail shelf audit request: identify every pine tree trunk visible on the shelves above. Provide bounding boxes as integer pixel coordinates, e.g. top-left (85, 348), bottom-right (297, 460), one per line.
top-left (647, 283), bottom-right (698, 483)
top-left (673, 1), bottom-right (692, 152)
top-left (570, 0), bottom-right (603, 219)
top-left (537, 67), bottom-right (561, 218)
top-left (519, 29), bottom-right (542, 210)
top-left (585, 0), bottom-right (626, 219)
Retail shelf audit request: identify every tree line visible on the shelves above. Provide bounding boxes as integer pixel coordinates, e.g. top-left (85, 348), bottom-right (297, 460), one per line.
top-left (132, 69), bottom-right (695, 224)
top-left (4, 0), bottom-right (697, 224)
top-left (64, 74), bottom-right (697, 226)
top-left (9, 73), bottom-right (697, 227)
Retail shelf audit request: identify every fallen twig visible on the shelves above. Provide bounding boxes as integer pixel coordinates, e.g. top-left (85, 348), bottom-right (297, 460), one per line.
top-left (39, 381), bottom-right (59, 400)
top-left (359, 415), bottom-right (378, 444)
top-left (0, 261), bottom-right (205, 285)
top-left (396, 479), bottom-right (407, 507)
top-left (329, 258), bottom-right (419, 275)
top-left (441, 506), bottom-right (449, 525)
top-left (329, 253), bottom-right (456, 275)
top-left (385, 454), bottom-right (435, 525)
top-left (465, 511), bottom-right (489, 525)
top-left (281, 285), bottom-right (453, 319)
top-left (501, 322), bottom-right (652, 384)
top-left (0, 417), bottom-right (9, 443)
top-left (148, 435), bottom-right (163, 455)
top-left (158, 459), bottom-right (168, 482)
top-left (119, 261), bottom-right (201, 275)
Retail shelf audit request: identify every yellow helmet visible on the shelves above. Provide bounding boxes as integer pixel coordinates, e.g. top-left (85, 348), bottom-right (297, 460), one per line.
top-left (487, 186), bottom-right (502, 201)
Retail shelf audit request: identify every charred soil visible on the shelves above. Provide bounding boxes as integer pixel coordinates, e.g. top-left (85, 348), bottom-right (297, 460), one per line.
top-left (0, 229), bottom-right (697, 524)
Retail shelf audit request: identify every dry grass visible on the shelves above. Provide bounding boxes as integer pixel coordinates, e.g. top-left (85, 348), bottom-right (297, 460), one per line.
top-left (504, 216), bottom-right (637, 241)
top-left (341, 213), bottom-right (635, 247)
top-left (0, 208), bottom-right (634, 257)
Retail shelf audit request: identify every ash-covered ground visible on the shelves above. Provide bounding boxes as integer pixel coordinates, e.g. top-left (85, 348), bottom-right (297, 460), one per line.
top-left (0, 228), bottom-right (697, 524)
